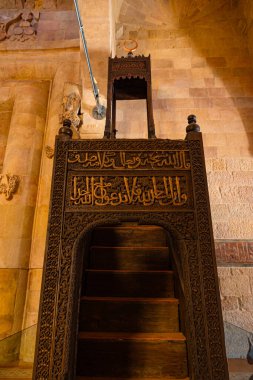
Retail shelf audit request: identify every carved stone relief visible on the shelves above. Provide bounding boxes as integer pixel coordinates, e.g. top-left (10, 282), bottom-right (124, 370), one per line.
top-left (59, 83), bottom-right (82, 134)
top-left (4, 0), bottom-right (70, 10)
top-left (0, 20), bottom-right (7, 41)
top-left (60, 93), bottom-right (82, 130)
top-left (18, 0), bottom-right (57, 8)
top-left (0, 1), bottom-right (21, 9)
top-left (0, 10), bottom-right (39, 42)
top-left (45, 145), bottom-right (54, 159)
top-left (8, 9), bottom-right (39, 41)
top-left (35, 0), bottom-right (58, 9)
top-left (0, 173), bottom-right (20, 200)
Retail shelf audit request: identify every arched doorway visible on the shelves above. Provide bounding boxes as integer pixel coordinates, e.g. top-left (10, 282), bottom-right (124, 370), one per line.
top-left (74, 223), bottom-right (188, 379)
top-left (33, 136), bottom-right (228, 380)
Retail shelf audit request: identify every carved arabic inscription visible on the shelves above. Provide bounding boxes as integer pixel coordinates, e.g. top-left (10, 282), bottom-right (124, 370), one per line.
top-left (68, 150), bottom-right (190, 170)
top-left (69, 175), bottom-right (189, 208)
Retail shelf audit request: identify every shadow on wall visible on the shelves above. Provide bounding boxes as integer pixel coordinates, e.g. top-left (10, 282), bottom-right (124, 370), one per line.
top-left (176, 0), bottom-right (253, 157)
top-left (224, 321), bottom-right (253, 359)
top-left (116, 0), bottom-right (253, 155)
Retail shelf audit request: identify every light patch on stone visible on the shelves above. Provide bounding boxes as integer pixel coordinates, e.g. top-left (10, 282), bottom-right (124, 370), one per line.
top-left (81, 89), bottom-right (106, 138)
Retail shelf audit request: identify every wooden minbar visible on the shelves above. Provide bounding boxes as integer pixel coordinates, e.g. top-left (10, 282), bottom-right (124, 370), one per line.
top-left (104, 54), bottom-right (156, 139)
top-left (33, 51), bottom-right (229, 380)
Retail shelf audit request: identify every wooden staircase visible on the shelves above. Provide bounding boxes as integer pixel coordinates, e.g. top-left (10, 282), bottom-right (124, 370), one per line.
top-left (76, 225), bottom-right (189, 380)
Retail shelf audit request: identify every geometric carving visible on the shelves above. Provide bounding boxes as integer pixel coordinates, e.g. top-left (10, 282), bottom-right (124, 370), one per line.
top-left (187, 133), bottom-right (228, 379)
top-left (33, 135), bottom-right (229, 380)
top-left (0, 173), bottom-right (20, 200)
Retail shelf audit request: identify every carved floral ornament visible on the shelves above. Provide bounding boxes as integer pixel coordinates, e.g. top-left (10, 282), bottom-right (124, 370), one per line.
top-left (59, 92), bottom-right (82, 131)
top-left (0, 0), bottom-right (67, 41)
top-left (0, 10), bottom-right (39, 42)
top-left (45, 145), bottom-right (54, 159)
top-left (34, 137), bottom-right (229, 379)
top-left (7, 0), bottom-right (57, 9)
top-left (0, 173), bottom-right (20, 200)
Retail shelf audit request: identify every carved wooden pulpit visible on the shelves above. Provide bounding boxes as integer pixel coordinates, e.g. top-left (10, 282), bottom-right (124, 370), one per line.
top-left (33, 53), bottom-right (229, 379)
top-left (104, 54), bottom-right (156, 139)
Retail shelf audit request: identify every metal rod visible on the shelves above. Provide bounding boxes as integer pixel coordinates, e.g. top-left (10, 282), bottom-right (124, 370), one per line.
top-left (73, 0), bottom-right (104, 115)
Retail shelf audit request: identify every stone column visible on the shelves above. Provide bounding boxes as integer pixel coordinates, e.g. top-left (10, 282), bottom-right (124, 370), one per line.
top-left (0, 81), bottom-right (49, 362)
top-left (28, 61), bottom-right (81, 275)
top-left (20, 61), bottom-right (81, 362)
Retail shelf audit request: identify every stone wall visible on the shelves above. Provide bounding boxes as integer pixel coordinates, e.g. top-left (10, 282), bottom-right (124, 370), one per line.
top-left (0, 0), bottom-right (252, 365)
top-left (114, 0), bottom-right (253, 356)
top-left (0, 86), bottom-right (13, 172)
top-left (0, 4), bottom-right (81, 363)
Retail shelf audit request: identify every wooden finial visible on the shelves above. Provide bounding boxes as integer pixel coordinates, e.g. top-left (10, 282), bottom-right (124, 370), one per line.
top-left (186, 114), bottom-right (200, 133)
top-left (58, 119), bottom-right (73, 139)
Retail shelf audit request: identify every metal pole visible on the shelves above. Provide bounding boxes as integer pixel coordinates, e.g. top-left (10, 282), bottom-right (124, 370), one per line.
top-left (73, 0), bottom-right (106, 119)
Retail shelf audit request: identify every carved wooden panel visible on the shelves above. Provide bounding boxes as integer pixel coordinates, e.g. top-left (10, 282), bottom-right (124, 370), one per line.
top-left (33, 134), bottom-right (229, 380)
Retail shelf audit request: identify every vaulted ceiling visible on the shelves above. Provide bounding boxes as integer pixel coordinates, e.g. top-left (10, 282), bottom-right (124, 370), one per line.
top-left (117, 0), bottom-right (242, 26)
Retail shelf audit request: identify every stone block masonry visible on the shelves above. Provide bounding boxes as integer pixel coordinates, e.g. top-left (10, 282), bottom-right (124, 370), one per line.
top-left (216, 241), bottom-right (253, 264)
top-left (0, 0), bottom-right (253, 365)
top-left (115, 1), bottom-right (253, 358)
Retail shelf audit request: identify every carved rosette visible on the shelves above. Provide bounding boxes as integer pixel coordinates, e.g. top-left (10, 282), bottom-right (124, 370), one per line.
top-left (45, 145), bottom-right (54, 158)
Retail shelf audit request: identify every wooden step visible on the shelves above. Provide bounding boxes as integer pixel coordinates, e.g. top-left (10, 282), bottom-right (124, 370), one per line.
top-left (76, 332), bottom-right (187, 378)
top-left (89, 246), bottom-right (170, 270)
top-left (78, 332), bottom-right (186, 340)
top-left (91, 226), bottom-right (167, 247)
top-left (76, 378), bottom-right (190, 380)
top-left (79, 297), bottom-right (179, 333)
top-left (84, 270), bottom-right (174, 298)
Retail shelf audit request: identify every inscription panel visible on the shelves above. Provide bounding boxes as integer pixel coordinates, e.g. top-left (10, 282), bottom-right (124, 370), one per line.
top-left (66, 149), bottom-right (192, 211)
top-left (67, 150), bottom-right (191, 171)
top-left (33, 137), bottom-right (229, 380)
top-left (67, 173), bottom-right (192, 210)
